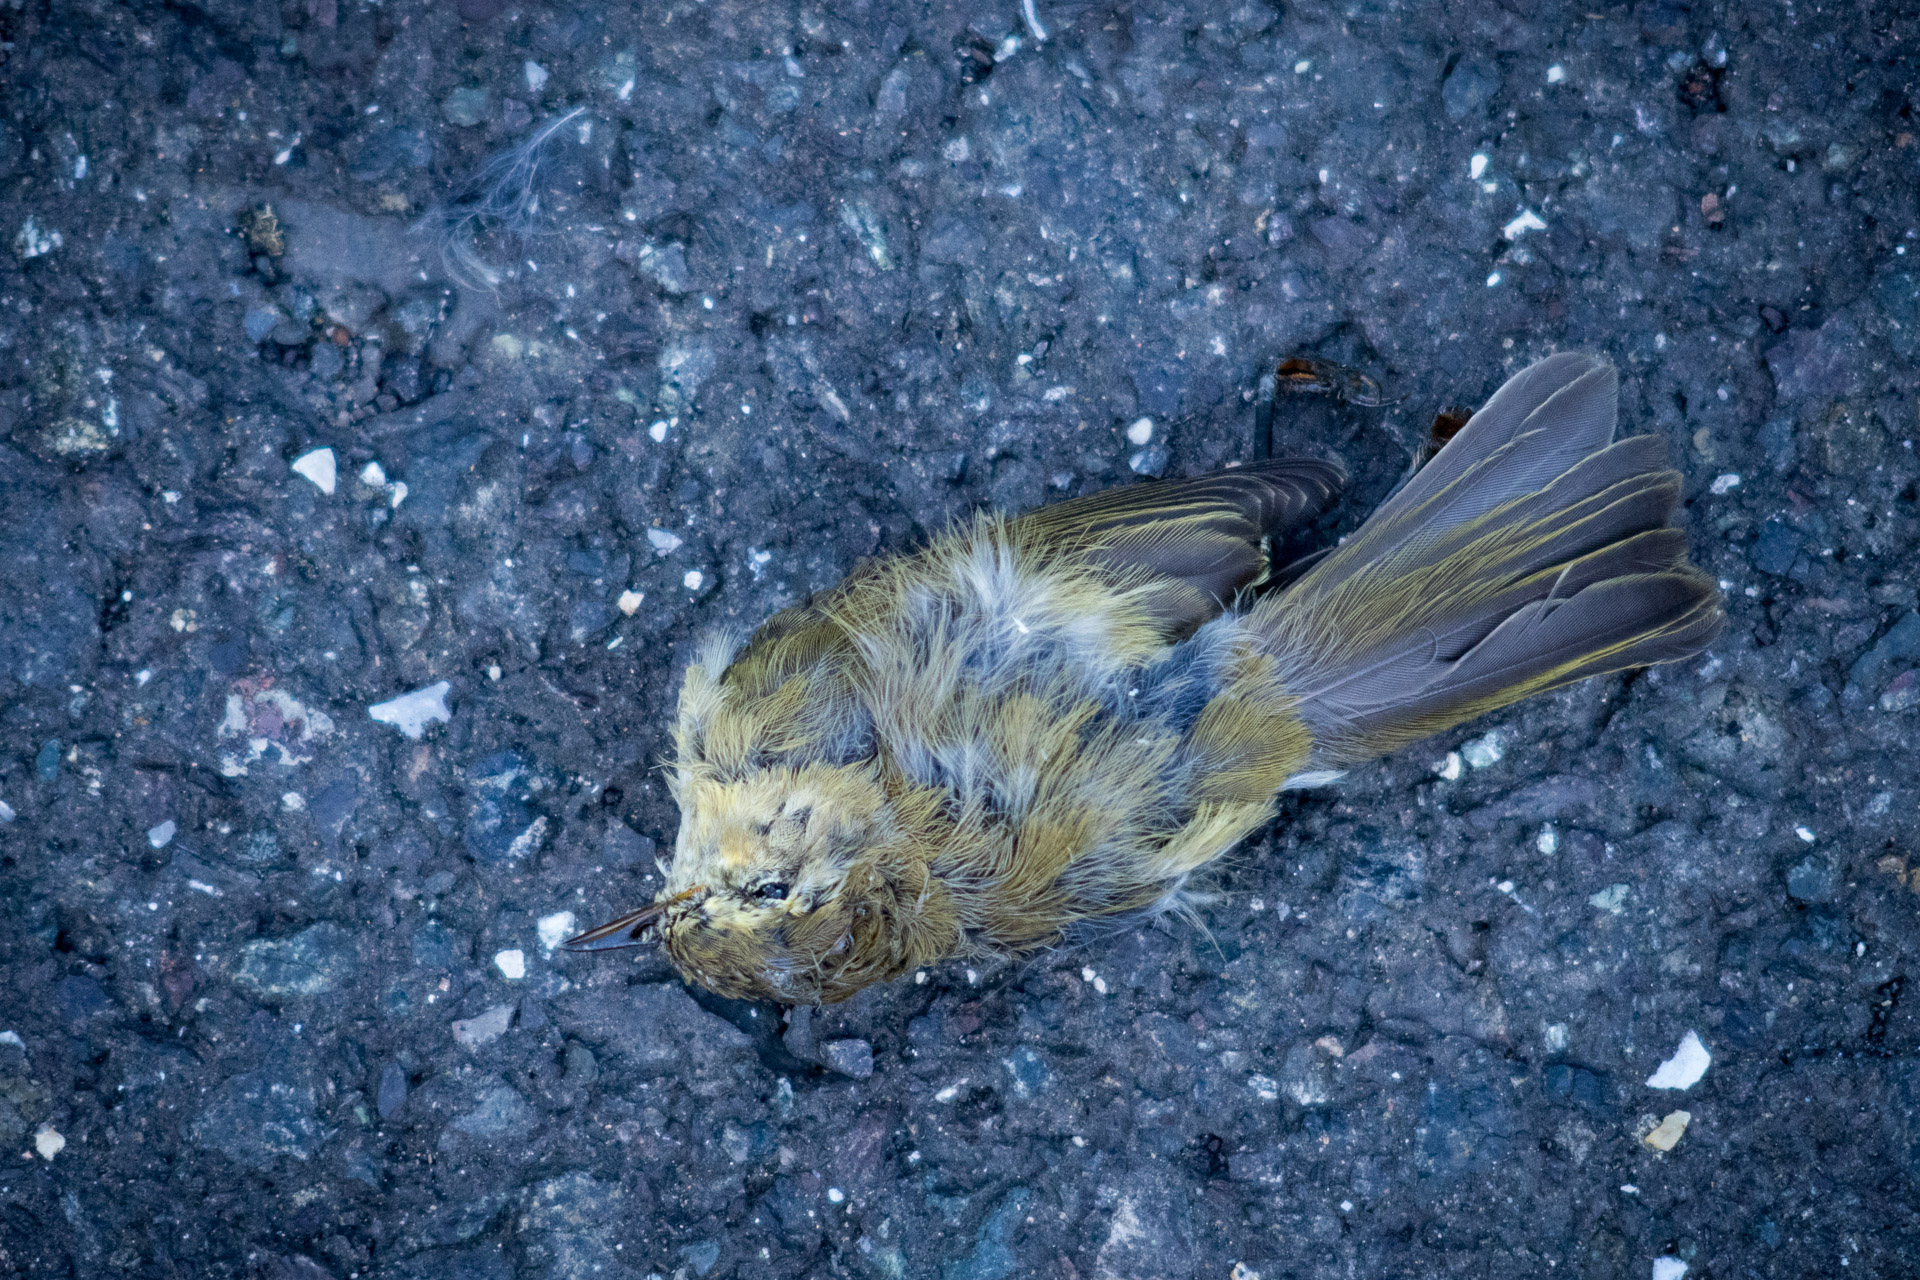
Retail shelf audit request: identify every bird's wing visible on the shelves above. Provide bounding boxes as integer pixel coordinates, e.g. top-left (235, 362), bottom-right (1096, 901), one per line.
top-left (1007, 458), bottom-right (1345, 638)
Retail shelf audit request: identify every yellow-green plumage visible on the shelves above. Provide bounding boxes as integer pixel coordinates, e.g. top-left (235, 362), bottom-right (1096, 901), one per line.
top-left (567, 354), bottom-right (1724, 1004)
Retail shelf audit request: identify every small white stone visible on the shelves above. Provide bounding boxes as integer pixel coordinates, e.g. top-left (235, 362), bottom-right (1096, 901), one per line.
top-left (1092, 975), bottom-right (1108, 995)
top-left (1503, 209), bottom-right (1548, 240)
top-left (649, 420), bottom-right (669, 442)
top-left (1651, 1258), bottom-right (1688, 1280)
top-left (1546, 63), bottom-right (1567, 83)
top-left (1590, 883), bottom-right (1629, 915)
top-left (1469, 153), bottom-right (1489, 179)
top-left (1433, 751), bottom-right (1463, 781)
top-left (15, 217), bottom-right (62, 259)
top-left (1461, 731), bottom-right (1506, 768)
top-left (0, 1031), bottom-right (22, 1049)
top-left (1643, 1109), bottom-right (1692, 1152)
top-left (390, 481), bottom-right (408, 508)
top-left (1126, 417), bottom-right (1155, 445)
top-left (281, 791), bottom-right (305, 811)
top-left (494, 949), bottom-right (527, 980)
top-left (1709, 473), bottom-right (1741, 495)
top-left (34, 1124), bottom-right (64, 1160)
top-left (359, 461), bottom-right (388, 487)
top-left (826, 1187), bottom-right (845, 1203)
top-left (1486, 271), bottom-right (1502, 287)
top-left (292, 447), bottom-right (337, 495)
top-left (368, 681), bottom-right (452, 740)
top-left (451, 1002), bottom-right (515, 1049)
top-left (1536, 825), bottom-right (1559, 855)
top-left (537, 911), bottom-right (577, 952)
top-left (524, 60), bottom-right (550, 93)
top-left (617, 589), bottom-right (645, 615)
top-left (647, 527), bottom-right (683, 553)
top-left (1081, 966), bottom-right (1097, 982)
top-left (683, 570), bottom-right (704, 591)
top-left (147, 820), bottom-right (177, 848)
top-left (1544, 1023), bottom-right (1569, 1051)
top-left (1795, 825), bottom-right (1816, 844)
top-left (1646, 1031), bottom-right (1711, 1090)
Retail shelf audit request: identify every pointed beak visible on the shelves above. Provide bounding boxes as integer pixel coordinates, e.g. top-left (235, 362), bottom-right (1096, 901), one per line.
top-left (560, 885), bottom-right (706, 953)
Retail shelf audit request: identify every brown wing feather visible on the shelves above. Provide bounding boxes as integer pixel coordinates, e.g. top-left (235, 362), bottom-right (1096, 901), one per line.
top-left (1009, 458), bottom-right (1346, 637)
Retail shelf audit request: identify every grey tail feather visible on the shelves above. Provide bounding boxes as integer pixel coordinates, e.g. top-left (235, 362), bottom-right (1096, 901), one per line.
top-left (1254, 353), bottom-right (1725, 766)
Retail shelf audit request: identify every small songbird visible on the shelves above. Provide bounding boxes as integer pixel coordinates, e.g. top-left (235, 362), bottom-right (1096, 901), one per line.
top-left (566, 354), bottom-right (1724, 1004)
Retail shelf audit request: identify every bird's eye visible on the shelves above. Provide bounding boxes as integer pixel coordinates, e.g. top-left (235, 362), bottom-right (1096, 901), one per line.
top-left (757, 882), bottom-right (790, 902)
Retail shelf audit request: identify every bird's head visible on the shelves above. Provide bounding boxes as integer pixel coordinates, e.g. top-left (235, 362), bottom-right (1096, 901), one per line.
top-left (569, 763), bottom-right (955, 1004)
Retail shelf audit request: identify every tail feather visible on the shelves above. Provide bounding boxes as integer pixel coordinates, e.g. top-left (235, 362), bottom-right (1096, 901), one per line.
top-left (1253, 353), bottom-right (1724, 766)
top-left (1362, 354), bottom-right (1620, 560)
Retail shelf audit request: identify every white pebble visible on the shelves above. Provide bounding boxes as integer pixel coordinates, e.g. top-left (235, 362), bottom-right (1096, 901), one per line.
top-left (649, 420), bottom-right (669, 442)
top-left (1433, 751), bottom-right (1463, 781)
top-left (537, 911), bottom-right (577, 952)
top-left (34, 1124), bottom-right (64, 1160)
top-left (1461, 731), bottom-right (1506, 768)
top-left (524, 60), bottom-right (550, 93)
top-left (148, 820), bottom-right (177, 848)
top-left (1546, 63), bottom-right (1567, 83)
top-left (1642, 1109), bottom-right (1692, 1152)
top-left (1469, 153), bottom-right (1488, 179)
top-left (368, 681), bottom-right (452, 740)
top-left (1709, 473), bottom-right (1741, 495)
top-left (292, 447), bottom-right (337, 495)
top-left (1536, 825), bottom-right (1559, 855)
top-left (647, 527), bottom-right (683, 553)
top-left (494, 949), bottom-right (526, 980)
top-left (1646, 1031), bottom-right (1711, 1090)
top-left (1795, 826), bottom-right (1816, 844)
top-left (826, 1187), bottom-right (845, 1203)
top-left (1502, 209), bottom-right (1548, 241)
top-left (1651, 1258), bottom-right (1688, 1280)
top-left (1126, 417), bottom-right (1155, 445)
top-left (359, 461), bottom-right (388, 487)
top-left (683, 570), bottom-right (704, 590)
top-left (281, 792), bottom-right (305, 811)
top-left (617, 589), bottom-right (646, 615)
top-left (1544, 1023), bottom-right (1569, 1051)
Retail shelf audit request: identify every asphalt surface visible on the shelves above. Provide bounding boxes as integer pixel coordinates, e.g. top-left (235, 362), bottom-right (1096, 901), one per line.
top-left (1, 1), bottom-right (1917, 1277)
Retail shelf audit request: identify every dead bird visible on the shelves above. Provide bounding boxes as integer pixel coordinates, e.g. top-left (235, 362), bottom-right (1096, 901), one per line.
top-left (566, 353), bottom-right (1724, 1003)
